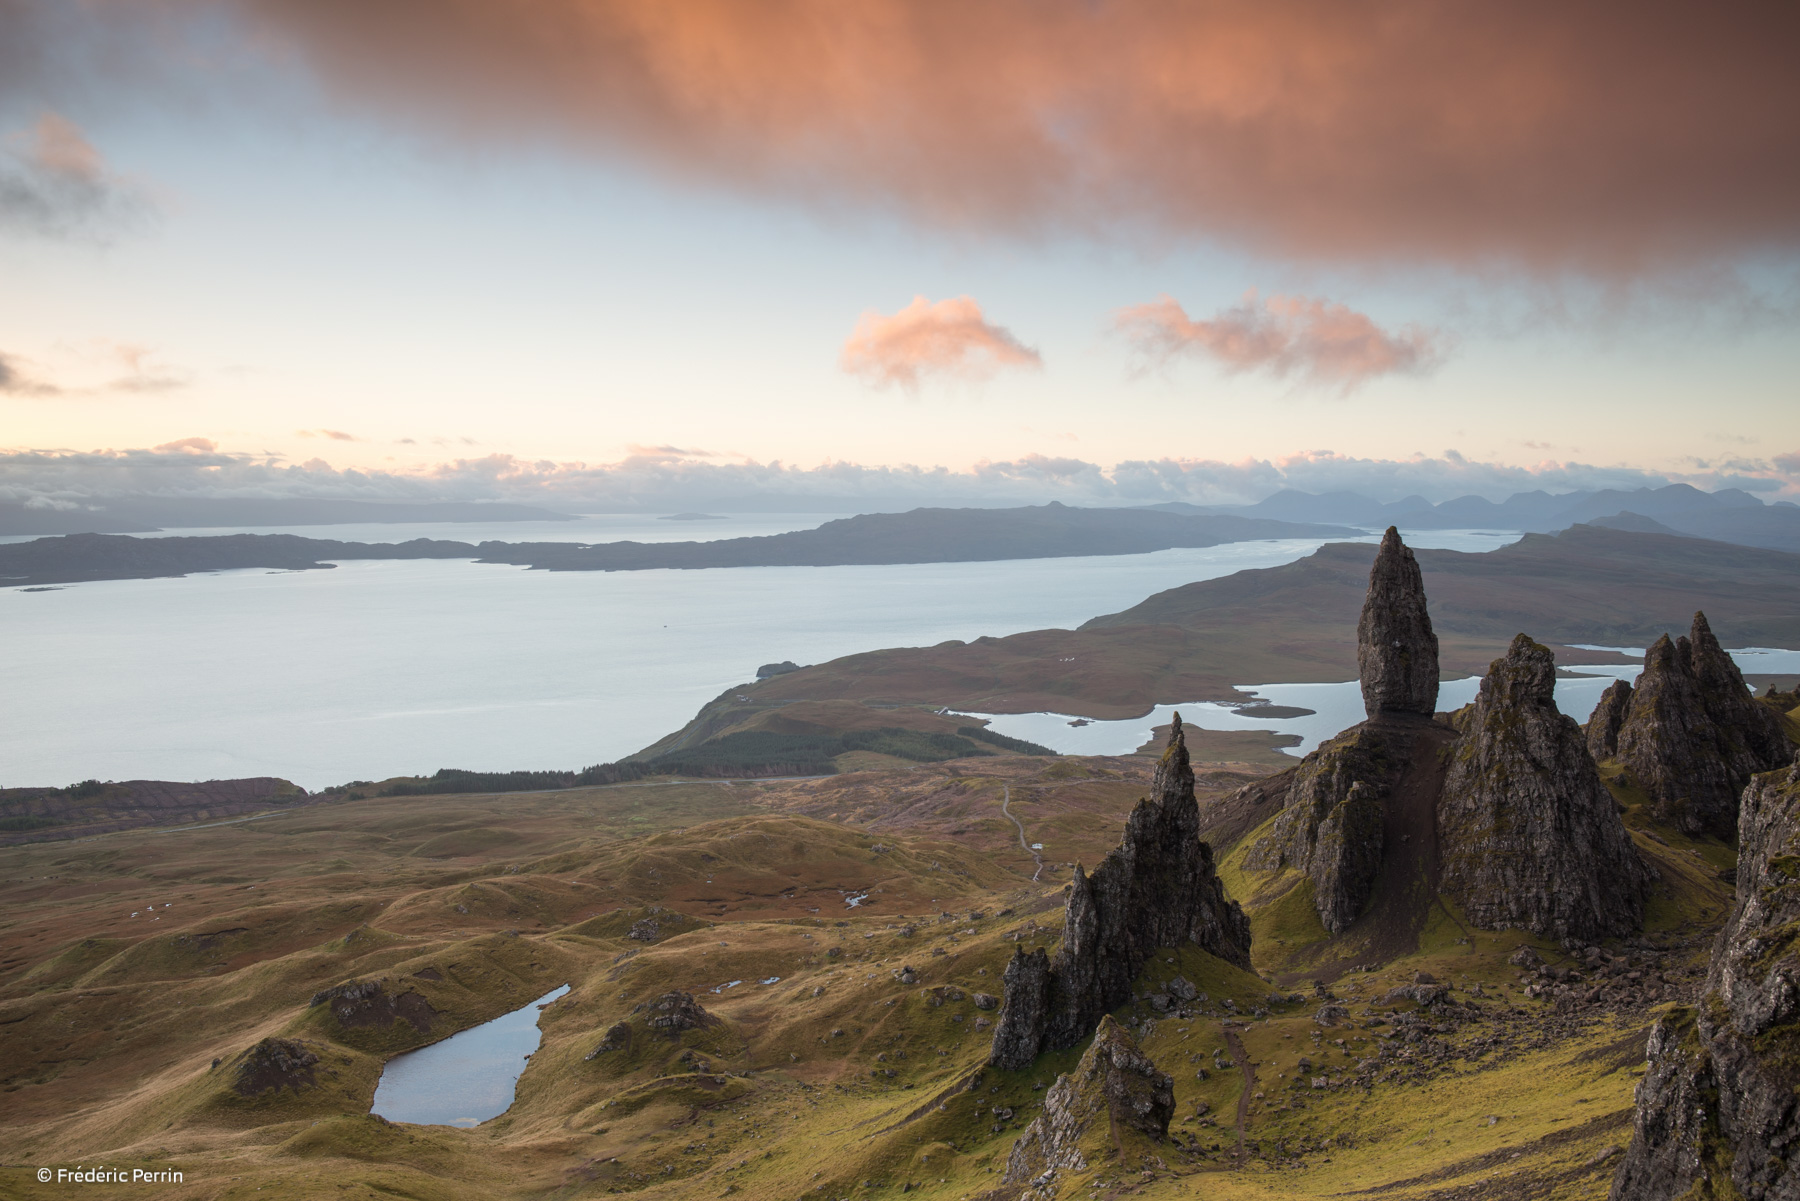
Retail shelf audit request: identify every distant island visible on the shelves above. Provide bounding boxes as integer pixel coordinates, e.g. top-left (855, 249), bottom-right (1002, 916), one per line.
top-left (0, 497), bottom-right (577, 537)
top-left (0, 503), bottom-right (1356, 587)
top-left (658, 512), bottom-right (728, 521)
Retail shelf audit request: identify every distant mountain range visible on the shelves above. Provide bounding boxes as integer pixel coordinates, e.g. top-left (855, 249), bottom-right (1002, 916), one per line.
top-left (1141, 483), bottom-right (1800, 552)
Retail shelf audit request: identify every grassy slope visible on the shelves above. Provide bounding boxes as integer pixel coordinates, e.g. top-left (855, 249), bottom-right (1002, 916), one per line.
top-left (0, 745), bottom-right (1739, 1201)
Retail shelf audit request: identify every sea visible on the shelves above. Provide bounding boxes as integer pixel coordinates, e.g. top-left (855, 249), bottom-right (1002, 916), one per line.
top-left (3, 516), bottom-right (1740, 792)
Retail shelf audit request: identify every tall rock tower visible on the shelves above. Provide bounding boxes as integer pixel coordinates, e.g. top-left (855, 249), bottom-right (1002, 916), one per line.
top-left (1438, 634), bottom-right (1652, 941)
top-left (1357, 527), bottom-right (1440, 720)
top-left (987, 716), bottom-right (1250, 1071)
top-left (1612, 612), bottom-right (1794, 838)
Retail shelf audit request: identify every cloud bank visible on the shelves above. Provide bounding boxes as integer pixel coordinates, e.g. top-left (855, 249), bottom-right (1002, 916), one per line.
top-left (1115, 292), bottom-right (1442, 390)
top-left (841, 295), bottom-right (1041, 389)
top-left (5, 441), bottom-right (1797, 515)
top-left (27, 0), bottom-right (1792, 274)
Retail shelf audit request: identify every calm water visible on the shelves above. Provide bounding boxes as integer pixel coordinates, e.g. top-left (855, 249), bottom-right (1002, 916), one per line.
top-left (973, 655), bottom-right (1786, 759)
top-left (3, 525), bottom-right (1521, 789)
top-left (371, 984), bottom-right (569, 1127)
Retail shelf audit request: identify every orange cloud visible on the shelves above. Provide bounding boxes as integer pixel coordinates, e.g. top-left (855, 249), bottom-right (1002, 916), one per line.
top-left (183, 1), bottom-right (1800, 273)
top-left (152, 437), bottom-right (218, 454)
top-left (1114, 292), bottom-right (1443, 390)
top-left (2, 110), bottom-right (146, 238)
top-left (841, 295), bottom-right (1041, 389)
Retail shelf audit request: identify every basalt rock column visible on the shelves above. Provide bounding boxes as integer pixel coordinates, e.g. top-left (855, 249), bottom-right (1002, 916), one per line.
top-left (1615, 611), bottom-right (1793, 838)
top-left (1610, 765), bottom-right (1800, 1200)
top-left (987, 716), bottom-right (1250, 1071)
top-left (1439, 635), bottom-right (1651, 941)
top-left (1357, 527), bottom-right (1439, 719)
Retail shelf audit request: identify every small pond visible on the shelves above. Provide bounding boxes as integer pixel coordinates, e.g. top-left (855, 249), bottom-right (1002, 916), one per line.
top-left (370, 984), bottom-right (569, 1127)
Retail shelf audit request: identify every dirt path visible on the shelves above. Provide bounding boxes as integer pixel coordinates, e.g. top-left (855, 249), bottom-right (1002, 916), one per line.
top-left (999, 786), bottom-right (1046, 881)
top-left (1222, 1027), bottom-right (1256, 1165)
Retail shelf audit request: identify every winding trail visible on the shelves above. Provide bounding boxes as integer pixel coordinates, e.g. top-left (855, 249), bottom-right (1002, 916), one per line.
top-left (999, 786), bottom-right (1046, 881)
top-left (1222, 1027), bottom-right (1256, 1166)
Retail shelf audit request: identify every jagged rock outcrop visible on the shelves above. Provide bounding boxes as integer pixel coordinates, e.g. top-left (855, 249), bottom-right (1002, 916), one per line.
top-left (309, 978), bottom-right (435, 1032)
top-left (1439, 634), bottom-right (1652, 942)
top-left (232, 1037), bottom-right (320, 1096)
top-left (1611, 765), bottom-right (1800, 1200)
top-left (988, 717), bottom-right (1250, 1071)
top-left (639, 991), bottom-right (717, 1034)
top-left (1585, 679), bottom-right (1633, 761)
top-left (1357, 527), bottom-right (1439, 719)
top-left (1614, 611), bottom-right (1793, 838)
top-left (1000, 1016), bottom-right (1173, 1188)
top-left (1245, 725), bottom-right (1398, 933)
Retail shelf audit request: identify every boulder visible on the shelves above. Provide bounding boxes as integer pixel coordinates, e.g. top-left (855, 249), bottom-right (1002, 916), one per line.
top-left (1611, 766), bottom-right (1800, 1199)
top-left (1614, 612), bottom-right (1793, 838)
top-left (1357, 527), bottom-right (1439, 719)
top-left (1001, 1017), bottom-right (1173, 1187)
top-left (1438, 634), bottom-right (1651, 942)
top-left (987, 716), bottom-right (1250, 1070)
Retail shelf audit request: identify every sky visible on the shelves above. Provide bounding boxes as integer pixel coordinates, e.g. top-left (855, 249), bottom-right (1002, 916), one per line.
top-left (3, 1), bottom-right (1799, 510)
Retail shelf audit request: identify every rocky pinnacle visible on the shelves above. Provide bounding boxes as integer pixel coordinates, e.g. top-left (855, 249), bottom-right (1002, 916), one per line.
top-left (987, 715), bottom-right (1251, 1071)
top-left (1439, 634), bottom-right (1651, 941)
top-left (1357, 527), bottom-right (1439, 719)
top-left (1612, 611), bottom-right (1794, 838)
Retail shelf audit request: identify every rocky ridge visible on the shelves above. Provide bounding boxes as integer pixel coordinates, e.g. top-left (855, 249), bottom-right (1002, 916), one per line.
top-left (1609, 611), bottom-right (1793, 838)
top-left (988, 717), bottom-right (1250, 1071)
top-left (1611, 764), bottom-right (1800, 1199)
top-left (1000, 1016), bottom-right (1173, 1192)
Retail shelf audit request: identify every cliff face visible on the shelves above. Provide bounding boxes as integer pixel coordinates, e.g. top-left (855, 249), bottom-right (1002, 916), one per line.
top-left (1585, 678), bottom-right (1633, 761)
top-left (1357, 526), bottom-right (1440, 719)
top-left (1611, 765), bottom-right (1800, 1200)
top-left (988, 716), bottom-right (1250, 1071)
top-left (1245, 725), bottom-right (1397, 934)
top-left (1000, 1016), bottom-right (1172, 1190)
top-left (1438, 635), bottom-right (1652, 942)
top-left (1614, 611), bottom-right (1794, 838)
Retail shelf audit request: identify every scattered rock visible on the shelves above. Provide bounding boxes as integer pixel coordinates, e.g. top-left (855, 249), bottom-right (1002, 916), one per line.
top-left (972, 992), bottom-right (998, 1010)
top-left (988, 717), bottom-right (1250, 1070)
top-left (1357, 526), bottom-right (1440, 719)
top-left (1001, 1017), bottom-right (1173, 1186)
top-left (1438, 634), bottom-right (1652, 941)
top-left (1612, 764), bottom-right (1800, 1200)
top-left (627, 918), bottom-right (661, 942)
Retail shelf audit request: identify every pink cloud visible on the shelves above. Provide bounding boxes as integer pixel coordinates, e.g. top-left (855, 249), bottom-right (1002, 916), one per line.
top-left (841, 295), bottom-right (1042, 390)
top-left (1114, 292), bottom-right (1444, 390)
top-left (152, 437), bottom-right (217, 454)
